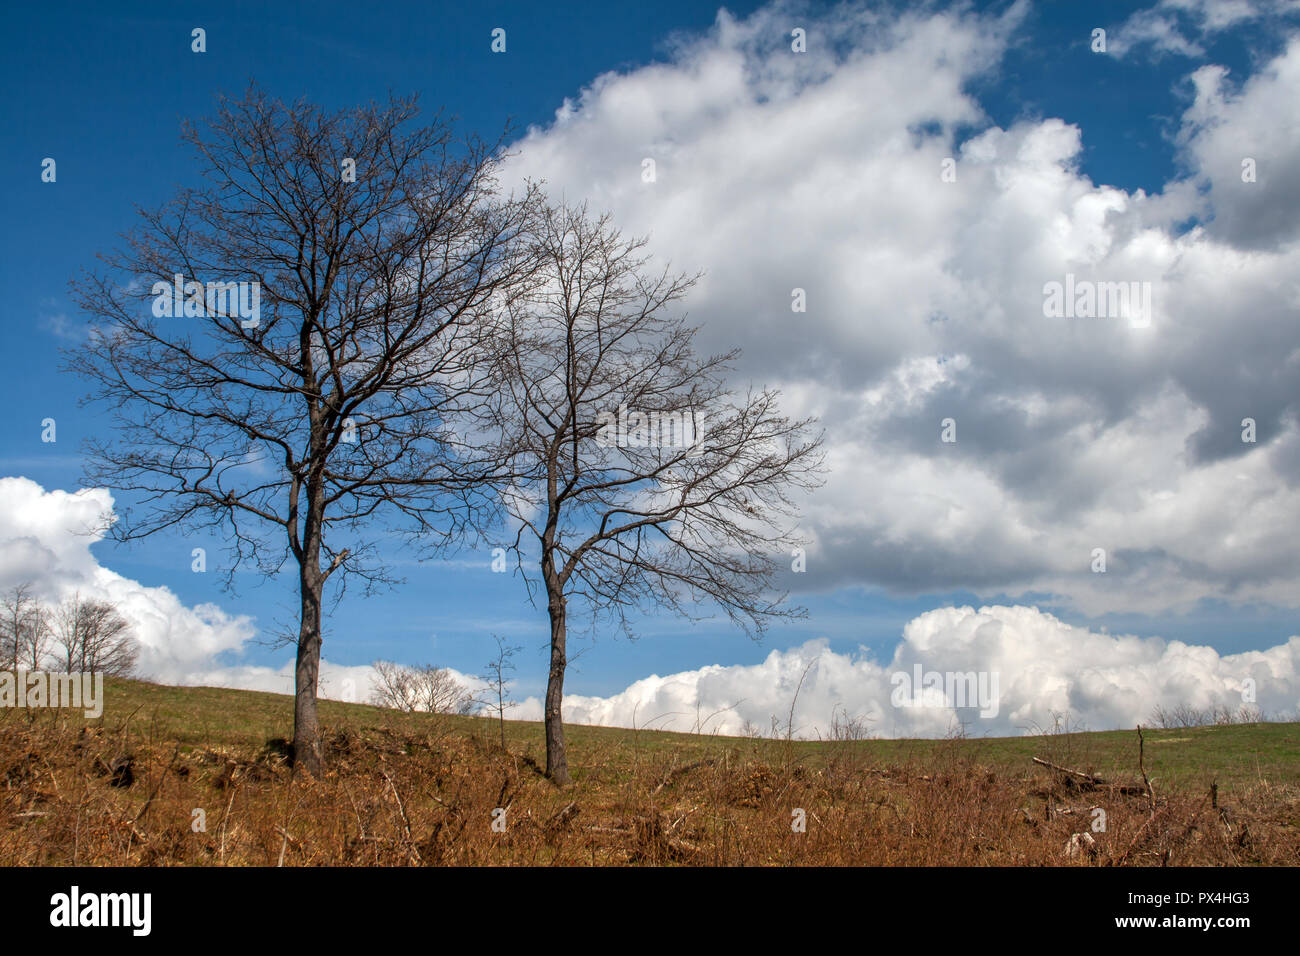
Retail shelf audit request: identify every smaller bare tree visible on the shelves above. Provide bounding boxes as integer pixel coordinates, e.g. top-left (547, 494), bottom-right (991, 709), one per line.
top-left (479, 634), bottom-right (521, 749)
top-left (487, 202), bottom-right (825, 783)
top-left (51, 594), bottom-right (139, 676)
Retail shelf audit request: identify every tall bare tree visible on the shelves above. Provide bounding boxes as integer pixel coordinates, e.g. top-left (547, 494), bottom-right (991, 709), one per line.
top-left (68, 86), bottom-right (536, 773)
top-left (489, 203), bottom-right (825, 784)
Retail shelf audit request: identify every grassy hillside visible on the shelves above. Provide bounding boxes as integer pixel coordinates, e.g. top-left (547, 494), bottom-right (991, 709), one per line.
top-left (86, 676), bottom-right (1300, 792)
top-left (2, 677), bottom-right (1296, 866)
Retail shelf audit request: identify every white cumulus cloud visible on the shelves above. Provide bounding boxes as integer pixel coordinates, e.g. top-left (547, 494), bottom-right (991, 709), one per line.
top-left (502, 2), bottom-right (1300, 616)
top-left (509, 604), bottom-right (1299, 738)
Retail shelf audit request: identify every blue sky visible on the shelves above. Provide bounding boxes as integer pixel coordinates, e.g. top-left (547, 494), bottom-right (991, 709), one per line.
top-left (3, 0), bottom-right (1298, 732)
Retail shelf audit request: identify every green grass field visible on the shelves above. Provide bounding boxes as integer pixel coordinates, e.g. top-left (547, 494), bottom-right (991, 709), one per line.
top-left (74, 677), bottom-right (1300, 793)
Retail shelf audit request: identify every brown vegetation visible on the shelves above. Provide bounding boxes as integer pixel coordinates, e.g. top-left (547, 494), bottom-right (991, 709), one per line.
top-left (2, 709), bottom-right (1294, 866)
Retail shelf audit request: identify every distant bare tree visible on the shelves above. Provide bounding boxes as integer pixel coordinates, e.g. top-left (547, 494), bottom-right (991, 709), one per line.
top-left (0, 584), bottom-right (28, 669)
top-left (487, 202), bottom-right (825, 784)
top-left (1, 583), bottom-right (48, 671)
top-left (51, 594), bottom-right (138, 677)
top-left (68, 85), bottom-right (538, 773)
top-left (370, 660), bottom-right (473, 715)
top-left (370, 659), bottom-right (419, 711)
top-left (1150, 704), bottom-right (1209, 729)
top-left (23, 605), bottom-right (51, 672)
top-left (1151, 702), bottom-right (1265, 728)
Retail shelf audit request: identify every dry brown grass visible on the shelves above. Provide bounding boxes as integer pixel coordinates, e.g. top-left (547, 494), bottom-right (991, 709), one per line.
top-left (2, 707), bottom-right (1296, 866)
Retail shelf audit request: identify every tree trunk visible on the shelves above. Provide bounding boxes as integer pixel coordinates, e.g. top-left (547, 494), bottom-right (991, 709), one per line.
top-left (293, 559), bottom-right (324, 775)
top-left (498, 685), bottom-right (506, 751)
top-left (544, 591), bottom-right (570, 786)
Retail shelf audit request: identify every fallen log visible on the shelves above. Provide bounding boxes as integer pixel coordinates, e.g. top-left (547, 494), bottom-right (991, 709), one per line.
top-left (1031, 756), bottom-right (1148, 795)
